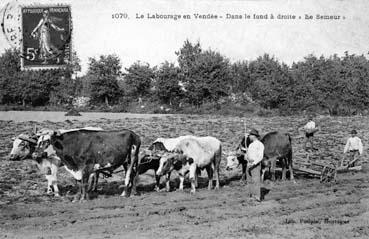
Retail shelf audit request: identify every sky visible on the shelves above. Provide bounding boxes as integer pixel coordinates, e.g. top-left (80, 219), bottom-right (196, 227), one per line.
top-left (1, 0), bottom-right (369, 74)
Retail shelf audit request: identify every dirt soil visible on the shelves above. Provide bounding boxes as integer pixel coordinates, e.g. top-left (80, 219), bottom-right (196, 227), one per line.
top-left (0, 114), bottom-right (368, 239)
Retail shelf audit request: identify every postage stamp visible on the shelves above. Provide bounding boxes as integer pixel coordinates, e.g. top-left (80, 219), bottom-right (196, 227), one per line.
top-left (20, 5), bottom-right (72, 70)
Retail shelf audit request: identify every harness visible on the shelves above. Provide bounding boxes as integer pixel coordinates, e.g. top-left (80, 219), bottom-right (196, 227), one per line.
top-left (15, 135), bottom-right (38, 158)
top-left (140, 155), bottom-right (161, 165)
top-left (94, 165), bottom-right (119, 178)
top-left (93, 153), bottom-right (162, 178)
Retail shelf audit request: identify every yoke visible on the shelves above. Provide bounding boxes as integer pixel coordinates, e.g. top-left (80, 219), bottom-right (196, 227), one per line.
top-left (93, 151), bottom-right (163, 178)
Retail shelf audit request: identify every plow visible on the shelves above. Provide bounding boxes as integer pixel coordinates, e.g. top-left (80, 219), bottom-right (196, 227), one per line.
top-left (293, 160), bottom-right (337, 183)
top-left (293, 151), bottom-right (363, 183)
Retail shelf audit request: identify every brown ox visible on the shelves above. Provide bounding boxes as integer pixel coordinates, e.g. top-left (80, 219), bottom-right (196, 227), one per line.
top-left (32, 129), bottom-right (140, 201)
top-left (226, 131), bottom-right (294, 182)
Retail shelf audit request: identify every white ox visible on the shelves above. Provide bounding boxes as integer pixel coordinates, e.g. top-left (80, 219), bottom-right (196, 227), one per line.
top-left (9, 127), bottom-right (103, 197)
top-left (10, 129), bottom-right (62, 196)
top-left (156, 136), bottom-right (222, 193)
top-left (147, 136), bottom-right (195, 191)
top-left (149, 136), bottom-right (193, 151)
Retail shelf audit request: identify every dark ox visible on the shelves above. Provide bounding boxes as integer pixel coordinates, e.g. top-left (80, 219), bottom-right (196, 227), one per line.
top-left (226, 131), bottom-right (294, 182)
top-left (135, 152), bottom-right (162, 191)
top-left (33, 129), bottom-right (141, 201)
top-left (9, 128), bottom-right (103, 197)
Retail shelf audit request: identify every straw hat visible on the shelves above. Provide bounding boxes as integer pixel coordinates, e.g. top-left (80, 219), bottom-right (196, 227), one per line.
top-left (249, 129), bottom-right (260, 138)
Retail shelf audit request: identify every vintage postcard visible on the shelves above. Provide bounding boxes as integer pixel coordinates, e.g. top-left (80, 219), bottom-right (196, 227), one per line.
top-left (0, 0), bottom-right (369, 239)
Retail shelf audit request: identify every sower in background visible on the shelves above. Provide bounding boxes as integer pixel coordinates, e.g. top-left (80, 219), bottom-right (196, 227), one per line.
top-left (246, 129), bottom-right (264, 202)
top-left (343, 130), bottom-right (363, 167)
top-left (303, 115), bottom-right (318, 151)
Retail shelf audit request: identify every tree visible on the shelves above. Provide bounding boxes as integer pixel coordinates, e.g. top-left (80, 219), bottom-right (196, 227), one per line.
top-left (0, 49), bottom-right (22, 104)
top-left (187, 50), bottom-right (231, 104)
top-left (310, 55), bottom-right (344, 114)
top-left (124, 61), bottom-right (155, 99)
top-left (0, 49), bottom-right (61, 106)
top-left (176, 40), bottom-right (231, 105)
top-left (230, 61), bottom-right (251, 93)
top-left (154, 61), bottom-right (183, 106)
top-left (338, 53), bottom-right (369, 113)
top-left (246, 54), bottom-right (291, 109)
top-left (176, 39), bottom-right (202, 75)
top-left (87, 54), bottom-right (122, 106)
top-left (288, 55), bottom-right (324, 111)
top-left (49, 52), bottom-right (82, 106)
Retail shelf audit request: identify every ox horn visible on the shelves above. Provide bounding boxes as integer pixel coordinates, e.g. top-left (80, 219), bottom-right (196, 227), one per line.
top-left (18, 136), bottom-right (37, 145)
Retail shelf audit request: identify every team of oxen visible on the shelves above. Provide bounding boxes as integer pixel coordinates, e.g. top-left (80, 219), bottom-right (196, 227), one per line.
top-left (9, 127), bottom-right (294, 201)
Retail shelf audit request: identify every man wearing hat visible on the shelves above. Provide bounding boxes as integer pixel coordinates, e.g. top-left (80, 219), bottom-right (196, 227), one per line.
top-left (343, 129), bottom-right (363, 167)
top-left (246, 129), bottom-right (264, 202)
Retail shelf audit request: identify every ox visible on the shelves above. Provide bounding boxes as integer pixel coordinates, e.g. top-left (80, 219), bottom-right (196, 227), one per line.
top-left (148, 136), bottom-right (193, 151)
top-left (226, 131), bottom-right (294, 182)
top-left (134, 151), bottom-right (162, 192)
top-left (9, 127), bottom-right (103, 197)
top-left (33, 129), bottom-right (140, 201)
top-left (9, 131), bottom-right (62, 196)
top-left (9, 133), bottom-right (38, 161)
top-left (146, 136), bottom-right (195, 191)
top-left (157, 136), bottom-right (222, 193)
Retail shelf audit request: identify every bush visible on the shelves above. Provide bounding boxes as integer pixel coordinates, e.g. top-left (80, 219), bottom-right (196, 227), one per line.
top-left (256, 108), bottom-right (275, 117)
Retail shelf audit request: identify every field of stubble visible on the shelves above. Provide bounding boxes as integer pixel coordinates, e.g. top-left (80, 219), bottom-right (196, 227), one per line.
top-left (0, 113), bottom-right (368, 239)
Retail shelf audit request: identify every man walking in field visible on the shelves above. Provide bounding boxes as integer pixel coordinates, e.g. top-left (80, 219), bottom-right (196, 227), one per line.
top-left (246, 129), bottom-right (264, 202)
top-left (343, 129), bottom-right (363, 167)
top-left (302, 115), bottom-right (318, 151)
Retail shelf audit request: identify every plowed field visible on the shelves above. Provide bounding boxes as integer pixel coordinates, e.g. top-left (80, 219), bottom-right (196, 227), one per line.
top-left (0, 112), bottom-right (368, 239)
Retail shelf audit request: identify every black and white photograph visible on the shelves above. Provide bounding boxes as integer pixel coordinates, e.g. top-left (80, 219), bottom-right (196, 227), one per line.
top-left (0, 0), bottom-right (368, 238)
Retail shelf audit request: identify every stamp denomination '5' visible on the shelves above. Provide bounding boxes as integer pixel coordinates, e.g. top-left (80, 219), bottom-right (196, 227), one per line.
top-left (21, 6), bottom-right (72, 70)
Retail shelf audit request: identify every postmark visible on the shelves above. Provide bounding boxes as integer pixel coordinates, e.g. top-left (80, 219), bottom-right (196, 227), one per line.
top-left (20, 5), bottom-right (72, 70)
top-left (1, 1), bottom-right (22, 49)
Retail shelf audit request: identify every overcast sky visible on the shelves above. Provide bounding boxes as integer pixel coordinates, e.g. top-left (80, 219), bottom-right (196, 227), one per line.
top-left (1, 0), bottom-right (369, 74)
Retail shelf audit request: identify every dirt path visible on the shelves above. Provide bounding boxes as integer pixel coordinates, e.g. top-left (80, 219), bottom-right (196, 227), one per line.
top-left (1, 171), bottom-right (368, 239)
top-left (0, 111), bottom-right (172, 122)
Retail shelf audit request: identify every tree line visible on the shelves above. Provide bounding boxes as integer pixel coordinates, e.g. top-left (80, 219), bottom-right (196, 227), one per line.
top-left (1, 40), bottom-right (369, 115)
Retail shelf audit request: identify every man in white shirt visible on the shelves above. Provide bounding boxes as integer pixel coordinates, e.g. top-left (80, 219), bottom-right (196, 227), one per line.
top-left (343, 130), bottom-right (363, 167)
top-left (246, 129), bottom-right (264, 202)
top-left (303, 115), bottom-right (318, 151)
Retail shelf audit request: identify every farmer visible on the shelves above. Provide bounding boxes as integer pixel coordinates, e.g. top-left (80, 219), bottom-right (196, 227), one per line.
top-left (246, 129), bottom-right (264, 202)
top-left (302, 115), bottom-right (318, 151)
top-left (343, 130), bottom-right (363, 167)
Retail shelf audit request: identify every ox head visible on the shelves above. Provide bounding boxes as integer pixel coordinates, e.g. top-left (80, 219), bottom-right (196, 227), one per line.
top-left (226, 152), bottom-right (239, 171)
top-left (32, 130), bottom-right (62, 161)
top-left (9, 133), bottom-right (38, 160)
top-left (156, 152), bottom-right (192, 176)
top-left (226, 134), bottom-right (250, 169)
top-left (148, 141), bottom-right (167, 151)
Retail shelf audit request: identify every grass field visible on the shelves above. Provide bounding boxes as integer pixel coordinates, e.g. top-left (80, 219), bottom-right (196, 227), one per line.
top-left (0, 113), bottom-right (368, 238)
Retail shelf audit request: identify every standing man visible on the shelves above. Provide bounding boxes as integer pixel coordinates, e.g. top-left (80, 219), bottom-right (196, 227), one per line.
top-left (246, 129), bottom-right (264, 202)
top-left (303, 115), bottom-right (318, 151)
top-left (343, 129), bottom-right (363, 167)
